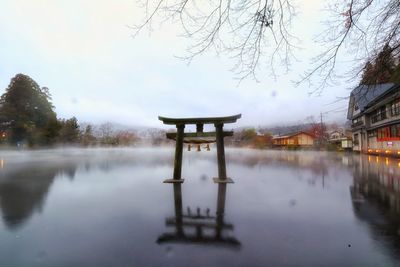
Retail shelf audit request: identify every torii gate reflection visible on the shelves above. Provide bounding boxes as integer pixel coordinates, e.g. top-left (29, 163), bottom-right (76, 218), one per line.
top-left (157, 183), bottom-right (241, 248)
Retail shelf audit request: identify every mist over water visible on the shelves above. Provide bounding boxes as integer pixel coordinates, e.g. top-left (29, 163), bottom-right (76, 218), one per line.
top-left (0, 148), bottom-right (399, 266)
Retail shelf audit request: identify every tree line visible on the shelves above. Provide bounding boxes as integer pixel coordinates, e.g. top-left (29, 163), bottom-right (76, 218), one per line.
top-left (0, 74), bottom-right (138, 147)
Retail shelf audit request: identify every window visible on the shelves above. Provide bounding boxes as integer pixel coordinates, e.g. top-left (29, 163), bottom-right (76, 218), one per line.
top-left (352, 117), bottom-right (362, 125)
top-left (353, 134), bottom-right (359, 145)
top-left (371, 106), bottom-right (387, 123)
top-left (354, 104), bottom-right (359, 111)
top-left (391, 99), bottom-right (400, 116)
top-left (377, 124), bottom-right (400, 141)
top-left (390, 124), bottom-right (400, 138)
top-left (368, 130), bottom-right (376, 138)
top-left (377, 127), bottom-right (390, 139)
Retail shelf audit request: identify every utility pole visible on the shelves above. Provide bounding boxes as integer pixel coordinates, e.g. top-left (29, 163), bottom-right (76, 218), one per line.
top-left (320, 112), bottom-right (324, 148)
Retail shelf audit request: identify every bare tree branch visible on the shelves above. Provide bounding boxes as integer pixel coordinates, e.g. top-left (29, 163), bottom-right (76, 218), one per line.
top-left (132, 0), bottom-right (297, 81)
top-left (132, 0), bottom-right (400, 92)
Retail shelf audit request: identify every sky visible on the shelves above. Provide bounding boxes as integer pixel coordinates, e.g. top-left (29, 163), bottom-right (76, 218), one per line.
top-left (0, 0), bottom-right (356, 128)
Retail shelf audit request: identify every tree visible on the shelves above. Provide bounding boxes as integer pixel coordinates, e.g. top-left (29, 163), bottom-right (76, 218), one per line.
top-left (81, 124), bottom-right (96, 146)
top-left (98, 122), bottom-right (117, 145)
top-left (58, 117), bottom-right (80, 144)
top-left (305, 116), bottom-right (327, 147)
top-left (242, 128), bottom-right (258, 142)
top-left (231, 128), bottom-right (258, 147)
top-left (0, 74), bottom-right (58, 146)
top-left (360, 61), bottom-right (375, 85)
top-left (374, 44), bottom-right (396, 83)
top-left (41, 117), bottom-right (62, 145)
top-left (391, 58), bottom-right (400, 84)
top-left (134, 0), bottom-right (295, 81)
top-left (360, 44), bottom-right (396, 85)
top-left (254, 132), bottom-right (272, 148)
top-left (115, 131), bottom-right (139, 146)
top-left (134, 0), bottom-right (400, 90)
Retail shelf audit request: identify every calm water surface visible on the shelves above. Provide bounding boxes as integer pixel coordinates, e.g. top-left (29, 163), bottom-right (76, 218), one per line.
top-left (0, 148), bottom-right (400, 267)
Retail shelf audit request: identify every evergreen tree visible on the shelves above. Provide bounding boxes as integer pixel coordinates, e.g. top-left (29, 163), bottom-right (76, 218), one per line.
top-left (391, 56), bottom-right (400, 84)
top-left (359, 44), bottom-right (396, 85)
top-left (360, 61), bottom-right (374, 85)
top-left (0, 74), bottom-right (58, 145)
top-left (58, 117), bottom-right (80, 144)
top-left (374, 44), bottom-right (396, 83)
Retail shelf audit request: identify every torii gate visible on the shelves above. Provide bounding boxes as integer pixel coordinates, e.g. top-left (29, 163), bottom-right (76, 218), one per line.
top-left (158, 114), bottom-right (241, 184)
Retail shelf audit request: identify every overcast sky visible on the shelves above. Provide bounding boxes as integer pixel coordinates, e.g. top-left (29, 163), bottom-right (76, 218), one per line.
top-left (0, 1), bottom-right (355, 128)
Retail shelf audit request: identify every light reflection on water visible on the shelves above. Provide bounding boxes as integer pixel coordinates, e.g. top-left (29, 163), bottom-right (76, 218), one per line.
top-left (0, 148), bottom-right (399, 266)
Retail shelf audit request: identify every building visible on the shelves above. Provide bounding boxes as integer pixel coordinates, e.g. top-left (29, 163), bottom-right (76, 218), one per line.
top-left (327, 128), bottom-right (352, 150)
top-left (347, 83), bottom-right (400, 154)
top-left (272, 131), bottom-right (315, 147)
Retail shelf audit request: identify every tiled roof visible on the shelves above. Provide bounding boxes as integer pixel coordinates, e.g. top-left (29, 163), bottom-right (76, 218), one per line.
top-left (351, 83), bottom-right (395, 111)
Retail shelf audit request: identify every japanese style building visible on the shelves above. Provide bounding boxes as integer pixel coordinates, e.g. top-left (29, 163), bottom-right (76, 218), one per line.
top-left (327, 129), bottom-right (353, 150)
top-left (347, 83), bottom-right (400, 155)
top-left (272, 131), bottom-right (315, 147)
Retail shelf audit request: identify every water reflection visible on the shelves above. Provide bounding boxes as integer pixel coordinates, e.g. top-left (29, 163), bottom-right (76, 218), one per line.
top-left (227, 150), bottom-right (350, 174)
top-left (0, 148), bottom-right (175, 231)
top-left (2, 148), bottom-right (400, 266)
top-left (0, 161), bottom-right (77, 229)
top-left (351, 155), bottom-right (400, 259)
top-left (158, 183), bottom-right (241, 248)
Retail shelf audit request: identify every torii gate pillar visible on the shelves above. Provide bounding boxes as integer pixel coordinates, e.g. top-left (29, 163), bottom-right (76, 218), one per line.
top-left (214, 123), bottom-right (232, 183)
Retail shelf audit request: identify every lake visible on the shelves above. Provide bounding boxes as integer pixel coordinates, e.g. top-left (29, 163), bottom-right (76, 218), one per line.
top-left (0, 148), bottom-right (399, 267)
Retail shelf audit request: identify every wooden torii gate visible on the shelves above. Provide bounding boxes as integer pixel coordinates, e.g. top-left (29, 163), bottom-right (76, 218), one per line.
top-left (158, 114), bottom-right (241, 183)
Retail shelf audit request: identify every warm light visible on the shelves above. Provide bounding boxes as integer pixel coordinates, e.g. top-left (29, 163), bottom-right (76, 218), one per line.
top-left (376, 157), bottom-right (379, 163)
top-left (398, 151), bottom-right (400, 155)
top-left (368, 156), bottom-right (371, 162)
top-left (1, 133), bottom-right (5, 138)
top-left (376, 150), bottom-right (380, 153)
top-left (386, 158), bottom-right (389, 165)
top-left (398, 161), bottom-right (400, 167)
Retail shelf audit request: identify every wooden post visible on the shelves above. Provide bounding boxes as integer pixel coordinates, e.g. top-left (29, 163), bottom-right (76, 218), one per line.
top-left (213, 123), bottom-right (233, 183)
top-left (196, 123), bottom-right (204, 133)
top-left (173, 184), bottom-right (183, 235)
top-left (173, 124), bottom-right (185, 180)
top-left (216, 183), bottom-right (226, 238)
top-left (215, 123), bottom-right (226, 179)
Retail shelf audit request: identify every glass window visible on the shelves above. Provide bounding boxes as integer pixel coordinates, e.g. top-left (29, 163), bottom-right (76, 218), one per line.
top-left (353, 134), bottom-right (359, 145)
top-left (381, 106), bottom-right (387, 120)
top-left (352, 117), bottom-right (362, 125)
top-left (390, 124), bottom-right (400, 138)
top-left (368, 130), bottom-right (376, 137)
top-left (377, 127), bottom-right (390, 139)
top-left (371, 106), bottom-right (387, 123)
top-left (391, 99), bottom-right (400, 116)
